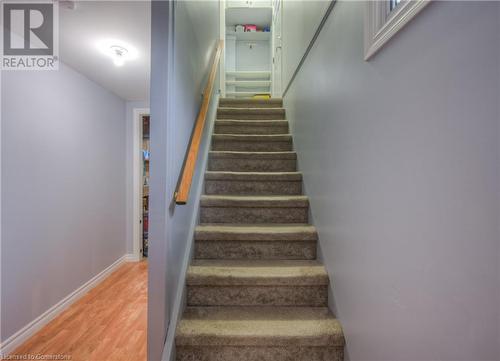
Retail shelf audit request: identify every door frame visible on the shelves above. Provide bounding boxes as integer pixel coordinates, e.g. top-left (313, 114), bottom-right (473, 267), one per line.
top-left (219, 0), bottom-right (226, 97)
top-left (271, 0), bottom-right (283, 97)
top-left (133, 107), bottom-right (150, 261)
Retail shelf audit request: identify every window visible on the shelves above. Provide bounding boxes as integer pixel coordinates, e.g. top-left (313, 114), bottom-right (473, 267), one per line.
top-left (389, 0), bottom-right (402, 12)
top-left (364, 0), bottom-right (431, 61)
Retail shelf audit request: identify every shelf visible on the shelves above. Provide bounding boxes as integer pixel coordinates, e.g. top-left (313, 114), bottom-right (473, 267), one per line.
top-left (226, 91), bottom-right (271, 98)
top-left (226, 7), bottom-right (272, 27)
top-left (227, 0), bottom-right (272, 8)
top-left (227, 31), bottom-right (271, 41)
top-left (226, 80), bottom-right (271, 87)
top-left (226, 71), bottom-right (271, 79)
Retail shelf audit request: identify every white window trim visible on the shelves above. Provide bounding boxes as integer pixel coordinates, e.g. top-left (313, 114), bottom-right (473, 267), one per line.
top-left (364, 0), bottom-right (431, 61)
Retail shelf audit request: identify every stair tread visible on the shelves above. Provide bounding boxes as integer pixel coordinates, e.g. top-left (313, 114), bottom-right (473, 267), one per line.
top-left (217, 108), bottom-right (286, 119)
top-left (196, 224), bottom-right (317, 238)
top-left (205, 171), bottom-right (302, 181)
top-left (219, 98), bottom-right (283, 105)
top-left (201, 195), bottom-right (309, 208)
top-left (202, 195), bottom-right (307, 199)
top-left (176, 306), bottom-right (344, 347)
top-left (218, 107), bottom-right (285, 111)
top-left (213, 134), bottom-right (291, 139)
top-left (215, 119), bottom-right (288, 123)
top-left (187, 260), bottom-right (328, 286)
top-left (220, 97), bottom-right (283, 99)
top-left (209, 151), bottom-right (296, 159)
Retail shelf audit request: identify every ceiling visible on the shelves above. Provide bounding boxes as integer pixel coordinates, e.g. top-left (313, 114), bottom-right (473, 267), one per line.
top-left (59, 1), bottom-right (151, 101)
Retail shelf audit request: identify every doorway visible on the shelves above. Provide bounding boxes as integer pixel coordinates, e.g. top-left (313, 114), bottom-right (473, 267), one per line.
top-left (220, 0), bottom-right (282, 98)
top-left (141, 115), bottom-right (150, 258)
top-left (133, 108), bottom-right (151, 260)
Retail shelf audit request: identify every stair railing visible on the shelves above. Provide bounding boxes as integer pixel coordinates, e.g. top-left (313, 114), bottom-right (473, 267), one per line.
top-left (174, 40), bottom-right (224, 205)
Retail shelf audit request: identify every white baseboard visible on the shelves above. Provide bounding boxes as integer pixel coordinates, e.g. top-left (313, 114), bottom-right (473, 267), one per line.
top-left (124, 253), bottom-right (142, 262)
top-left (0, 254), bottom-right (134, 356)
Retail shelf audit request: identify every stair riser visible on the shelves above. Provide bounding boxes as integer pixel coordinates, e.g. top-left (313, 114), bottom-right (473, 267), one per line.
top-left (219, 100), bottom-right (283, 108)
top-left (194, 241), bottom-right (316, 260)
top-left (217, 109), bottom-right (286, 120)
top-left (205, 180), bottom-right (302, 195)
top-left (200, 207), bottom-right (308, 223)
top-left (208, 158), bottom-right (297, 172)
top-left (212, 140), bottom-right (292, 152)
top-left (214, 124), bottom-right (288, 135)
top-left (187, 286), bottom-right (328, 306)
top-left (176, 346), bottom-right (344, 361)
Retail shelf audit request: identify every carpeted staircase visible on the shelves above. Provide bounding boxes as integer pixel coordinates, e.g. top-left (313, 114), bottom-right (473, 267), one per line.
top-left (175, 98), bottom-right (345, 361)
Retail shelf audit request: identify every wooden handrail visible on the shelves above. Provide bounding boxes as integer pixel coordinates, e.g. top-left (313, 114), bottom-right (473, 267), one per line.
top-left (174, 40), bottom-right (223, 205)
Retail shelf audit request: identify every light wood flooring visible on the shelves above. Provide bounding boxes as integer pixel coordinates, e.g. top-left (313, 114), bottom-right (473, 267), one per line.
top-left (6, 261), bottom-right (148, 361)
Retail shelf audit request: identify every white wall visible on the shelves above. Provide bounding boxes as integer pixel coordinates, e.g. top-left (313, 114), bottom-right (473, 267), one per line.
top-left (1, 63), bottom-right (127, 343)
top-left (284, 1), bottom-right (500, 360)
top-left (236, 41), bottom-right (271, 71)
top-left (148, 1), bottom-right (220, 360)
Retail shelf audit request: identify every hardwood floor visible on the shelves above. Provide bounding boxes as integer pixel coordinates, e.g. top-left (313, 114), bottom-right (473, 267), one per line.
top-left (7, 261), bottom-right (148, 361)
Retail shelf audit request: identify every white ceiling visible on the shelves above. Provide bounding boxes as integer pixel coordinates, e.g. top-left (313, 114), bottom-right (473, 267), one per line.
top-left (59, 1), bottom-right (151, 101)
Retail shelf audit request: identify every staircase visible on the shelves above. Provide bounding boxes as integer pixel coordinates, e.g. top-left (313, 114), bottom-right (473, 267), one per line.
top-left (175, 98), bottom-right (345, 361)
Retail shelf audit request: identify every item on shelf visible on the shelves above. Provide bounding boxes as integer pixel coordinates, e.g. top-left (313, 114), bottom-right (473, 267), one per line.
top-left (143, 116), bottom-right (150, 136)
top-left (253, 94), bottom-right (271, 99)
top-left (143, 238), bottom-right (148, 257)
top-left (263, 26), bottom-right (271, 32)
top-left (244, 24), bottom-right (257, 32)
top-left (235, 24), bottom-right (245, 33)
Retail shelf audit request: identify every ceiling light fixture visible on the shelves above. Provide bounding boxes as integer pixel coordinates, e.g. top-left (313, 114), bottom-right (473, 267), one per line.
top-left (96, 39), bottom-right (139, 67)
top-left (110, 45), bottom-right (128, 67)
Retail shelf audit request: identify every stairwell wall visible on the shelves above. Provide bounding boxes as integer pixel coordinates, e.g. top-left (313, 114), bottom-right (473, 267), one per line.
top-left (283, 1), bottom-right (500, 360)
top-left (281, 0), bottom-right (330, 89)
top-left (148, 1), bottom-right (220, 360)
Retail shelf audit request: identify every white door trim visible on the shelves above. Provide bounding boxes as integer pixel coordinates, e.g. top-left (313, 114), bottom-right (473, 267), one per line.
top-left (133, 108), bottom-right (150, 261)
top-left (272, 0), bottom-right (282, 97)
top-left (219, 0), bottom-right (226, 97)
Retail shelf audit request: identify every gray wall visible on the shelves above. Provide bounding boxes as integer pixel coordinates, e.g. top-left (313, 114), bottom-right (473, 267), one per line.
top-left (284, 1), bottom-right (500, 360)
top-left (281, 0), bottom-right (329, 88)
top-left (167, 1), bottom-right (220, 317)
top-left (1, 63), bottom-right (127, 342)
top-left (148, 1), bottom-right (219, 360)
top-left (148, 3), bottom-right (172, 359)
